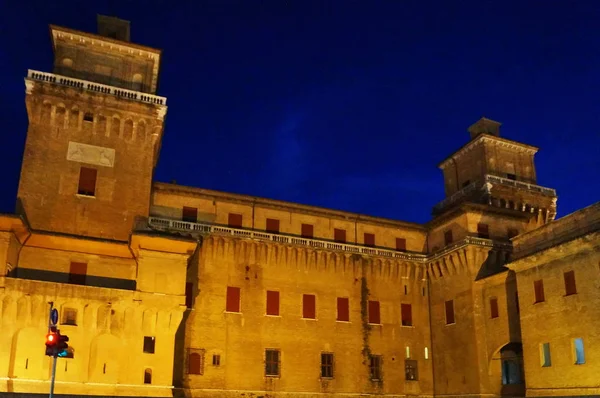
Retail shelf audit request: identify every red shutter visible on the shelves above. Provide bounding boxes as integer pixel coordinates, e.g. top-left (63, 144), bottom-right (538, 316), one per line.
top-left (445, 300), bottom-right (455, 324)
top-left (226, 286), bottom-right (240, 312)
top-left (401, 303), bottom-right (412, 326)
top-left (228, 213), bottom-right (242, 228)
top-left (334, 229), bottom-right (346, 243)
top-left (68, 262), bottom-right (87, 285)
top-left (337, 297), bottom-right (349, 322)
top-left (534, 280), bottom-right (545, 303)
top-left (477, 223), bottom-right (490, 239)
top-left (368, 300), bottom-right (380, 324)
top-left (78, 167), bottom-right (97, 196)
top-left (396, 238), bottom-right (406, 251)
top-left (185, 282), bottom-right (193, 309)
top-left (303, 294), bottom-right (316, 319)
top-left (188, 352), bottom-right (202, 375)
top-left (564, 271), bottom-right (577, 296)
top-left (266, 290), bottom-right (280, 316)
top-left (444, 230), bottom-right (453, 245)
top-left (364, 233), bottom-right (375, 247)
top-left (266, 218), bottom-right (280, 233)
top-left (301, 224), bottom-right (314, 238)
top-left (182, 207), bottom-right (198, 223)
top-left (490, 297), bottom-right (499, 318)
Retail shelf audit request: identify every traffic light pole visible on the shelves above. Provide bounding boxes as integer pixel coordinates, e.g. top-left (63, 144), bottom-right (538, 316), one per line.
top-left (47, 301), bottom-right (57, 398)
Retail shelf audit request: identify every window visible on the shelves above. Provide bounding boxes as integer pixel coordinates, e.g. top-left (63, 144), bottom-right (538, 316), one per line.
top-left (445, 300), bottom-right (455, 325)
top-left (321, 353), bottom-right (334, 378)
top-left (540, 343), bottom-right (551, 367)
top-left (368, 300), bottom-right (380, 324)
top-left (83, 112), bottom-right (93, 122)
top-left (301, 223), bottom-right (313, 238)
top-left (490, 297), bottom-right (499, 319)
top-left (364, 233), bottom-right (375, 247)
top-left (266, 290), bottom-right (280, 316)
top-left (68, 262), bottom-right (87, 285)
top-left (226, 286), bottom-right (241, 313)
top-left (334, 228), bottom-right (346, 243)
top-left (405, 346), bottom-right (410, 359)
top-left (424, 347), bottom-right (429, 360)
top-left (564, 271), bottom-right (577, 296)
top-left (396, 238), bottom-right (406, 251)
top-left (265, 349), bottom-right (280, 377)
top-left (405, 359), bottom-right (418, 381)
top-left (77, 167), bottom-right (97, 196)
top-left (401, 303), bottom-right (413, 326)
top-left (212, 354), bottom-right (221, 366)
top-left (182, 206), bottom-right (198, 223)
top-left (507, 228), bottom-right (519, 239)
top-left (228, 213), bottom-right (242, 228)
top-left (534, 280), bottom-right (545, 303)
top-left (143, 336), bottom-right (155, 354)
top-left (144, 368), bottom-right (152, 384)
top-left (404, 285), bottom-right (408, 295)
top-left (266, 218), bottom-right (280, 233)
top-left (185, 282), bottom-right (193, 309)
top-left (369, 355), bottom-right (382, 380)
top-left (188, 350), bottom-right (204, 375)
top-left (477, 223), bottom-right (490, 239)
top-left (337, 297), bottom-right (349, 322)
top-left (62, 308), bottom-right (77, 325)
top-left (444, 230), bottom-right (453, 245)
top-left (303, 294), bottom-right (316, 319)
top-left (506, 173), bottom-right (516, 180)
top-left (574, 338), bottom-right (585, 365)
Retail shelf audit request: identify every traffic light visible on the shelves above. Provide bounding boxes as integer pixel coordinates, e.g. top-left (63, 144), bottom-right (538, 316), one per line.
top-left (56, 333), bottom-right (69, 357)
top-left (45, 326), bottom-right (69, 357)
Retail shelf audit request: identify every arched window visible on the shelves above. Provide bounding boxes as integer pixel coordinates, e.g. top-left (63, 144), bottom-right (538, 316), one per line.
top-left (41, 102), bottom-right (52, 123)
top-left (144, 368), bottom-right (152, 384)
top-left (137, 120), bottom-right (146, 142)
top-left (55, 106), bottom-right (66, 128)
top-left (110, 117), bottom-right (120, 137)
top-left (69, 107), bottom-right (79, 130)
top-left (188, 352), bottom-right (202, 375)
top-left (62, 58), bottom-right (73, 67)
top-left (123, 119), bottom-right (134, 141)
top-left (97, 115), bottom-right (107, 135)
top-left (132, 73), bottom-right (143, 92)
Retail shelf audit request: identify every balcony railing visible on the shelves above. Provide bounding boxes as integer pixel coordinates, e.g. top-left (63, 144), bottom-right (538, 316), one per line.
top-left (26, 70), bottom-right (167, 106)
top-left (433, 180), bottom-right (480, 212)
top-left (485, 175), bottom-right (556, 196)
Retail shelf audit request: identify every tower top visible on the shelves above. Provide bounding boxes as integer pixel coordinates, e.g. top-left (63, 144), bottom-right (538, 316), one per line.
top-left (97, 15), bottom-right (131, 42)
top-left (468, 117), bottom-right (501, 140)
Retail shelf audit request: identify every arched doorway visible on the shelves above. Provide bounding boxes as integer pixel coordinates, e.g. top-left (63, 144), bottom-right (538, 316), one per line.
top-left (493, 342), bottom-right (525, 396)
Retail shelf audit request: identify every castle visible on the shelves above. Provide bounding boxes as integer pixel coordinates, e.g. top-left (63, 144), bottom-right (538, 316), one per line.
top-left (0, 15), bottom-right (598, 398)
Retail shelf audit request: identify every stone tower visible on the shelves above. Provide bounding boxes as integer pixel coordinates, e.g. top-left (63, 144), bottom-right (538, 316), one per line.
top-left (18, 15), bottom-right (167, 241)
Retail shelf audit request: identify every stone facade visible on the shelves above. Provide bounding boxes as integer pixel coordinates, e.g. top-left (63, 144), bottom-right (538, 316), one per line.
top-left (0, 15), bottom-right (598, 398)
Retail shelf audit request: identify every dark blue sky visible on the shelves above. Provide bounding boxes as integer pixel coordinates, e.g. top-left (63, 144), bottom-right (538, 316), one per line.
top-left (1, 1), bottom-right (599, 224)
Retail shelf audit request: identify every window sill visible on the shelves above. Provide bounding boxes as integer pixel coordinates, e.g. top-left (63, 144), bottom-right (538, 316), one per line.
top-left (265, 314), bottom-right (281, 318)
top-left (368, 323), bottom-right (382, 326)
top-left (335, 320), bottom-right (351, 323)
top-left (533, 301), bottom-right (545, 305)
top-left (445, 322), bottom-right (456, 326)
top-left (264, 375), bottom-right (280, 378)
top-left (564, 293), bottom-right (577, 297)
top-left (401, 324), bottom-right (414, 328)
top-left (224, 311), bottom-right (241, 314)
top-left (320, 377), bottom-right (334, 380)
top-left (302, 317), bottom-right (317, 321)
top-left (75, 194), bottom-right (96, 199)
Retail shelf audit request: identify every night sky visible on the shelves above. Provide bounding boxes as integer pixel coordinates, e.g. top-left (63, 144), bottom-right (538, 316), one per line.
top-left (1, 1), bottom-right (599, 224)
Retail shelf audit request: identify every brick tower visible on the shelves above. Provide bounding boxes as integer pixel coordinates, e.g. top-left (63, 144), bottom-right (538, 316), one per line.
top-left (17, 15), bottom-right (167, 241)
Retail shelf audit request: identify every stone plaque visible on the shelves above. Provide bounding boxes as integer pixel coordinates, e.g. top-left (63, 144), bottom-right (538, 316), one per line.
top-left (67, 141), bottom-right (115, 168)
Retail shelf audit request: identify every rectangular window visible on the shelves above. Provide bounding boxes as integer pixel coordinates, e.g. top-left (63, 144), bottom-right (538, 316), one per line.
top-left (303, 294), bottom-right (316, 319)
top-left (369, 355), bottom-right (382, 380)
top-left (266, 218), bottom-right (280, 233)
top-left (68, 262), bottom-right (87, 285)
top-left (405, 359), bottom-right (418, 381)
top-left (77, 167), bottom-right (97, 196)
top-left (540, 343), bottom-right (551, 367)
top-left (228, 213), bottom-right (243, 228)
top-left (477, 223), bottom-right (490, 239)
top-left (321, 353), bottom-right (334, 378)
top-left (143, 336), bottom-right (155, 354)
top-left (574, 338), bottom-right (585, 365)
top-left (368, 300), bottom-right (381, 324)
top-left (534, 280), bottom-right (545, 303)
top-left (564, 271), bottom-right (577, 296)
top-left (265, 349), bottom-right (280, 377)
top-left (490, 297), bottom-right (499, 319)
top-left (83, 112), bottom-right (94, 122)
top-left (266, 290), bottom-right (280, 316)
top-left (301, 223), bottom-right (314, 238)
top-left (212, 354), bottom-right (221, 366)
top-left (182, 206), bottom-right (198, 223)
top-left (396, 238), bottom-right (407, 251)
top-left (507, 173), bottom-right (516, 180)
top-left (185, 282), bottom-right (193, 309)
top-left (337, 297), bottom-right (349, 322)
top-left (62, 308), bottom-right (77, 326)
top-left (424, 347), bottom-right (429, 360)
top-left (187, 349), bottom-right (204, 375)
top-left (444, 230), bottom-right (453, 245)
top-left (364, 233), bottom-right (375, 247)
top-left (334, 228), bottom-right (346, 243)
top-left (401, 303), bottom-right (413, 326)
top-left (226, 286), bottom-right (241, 313)
top-left (445, 300), bottom-right (455, 325)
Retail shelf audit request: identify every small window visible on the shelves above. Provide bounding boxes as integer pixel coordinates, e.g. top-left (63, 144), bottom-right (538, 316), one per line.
top-left (185, 282), bottom-right (193, 309)
top-left (337, 297), bottom-right (349, 322)
top-left (364, 233), bottom-right (375, 247)
top-left (68, 262), bottom-right (87, 285)
top-left (573, 338), bottom-right (585, 365)
top-left (368, 300), bottom-right (380, 324)
top-left (540, 343), bottom-right (551, 367)
top-left (228, 213), bottom-right (242, 228)
top-left (266, 218), bottom-right (280, 233)
top-left (369, 355), bottom-right (382, 380)
top-left (444, 230), bottom-right (453, 245)
top-left (301, 223), bottom-right (313, 238)
top-left (405, 359), bottom-right (418, 381)
top-left (302, 294), bottom-right (316, 319)
top-left (182, 206), bottom-right (198, 223)
top-left (266, 290), bottom-right (280, 316)
top-left (144, 368), bottom-right (152, 384)
top-left (401, 303), bottom-right (413, 326)
top-left (83, 112), bottom-right (94, 122)
top-left (334, 228), bottom-right (346, 243)
top-left (143, 336), bottom-right (155, 354)
top-left (424, 347), bottom-right (429, 360)
top-left (321, 353), bottom-right (334, 378)
top-left (477, 223), bottom-right (490, 239)
top-left (77, 167), bottom-right (97, 196)
top-left (62, 308), bottom-right (77, 325)
top-left (506, 173), bottom-right (516, 180)
top-left (188, 350), bottom-right (204, 375)
top-left (405, 346), bottom-right (410, 359)
top-left (404, 285), bottom-right (408, 295)
top-left (212, 354), bottom-right (221, 366)
top-left (490, 297), bottom-right (499, 319)
top-left (226, 286), bottom-right (241, 313)
top-left (265, 349), bottom-right (280, 377)
top-left (564, 271), bottom-right (577, 296)
top-left (445, 300), bottom-right (455, 325)
top-left (534, 280), bottom-right (545, 303)
top-left (396, 238), bottom-right (406, 251)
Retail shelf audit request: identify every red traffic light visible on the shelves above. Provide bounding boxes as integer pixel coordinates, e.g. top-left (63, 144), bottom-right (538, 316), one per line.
top-left (46, 333), bottom-right (57, 344)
